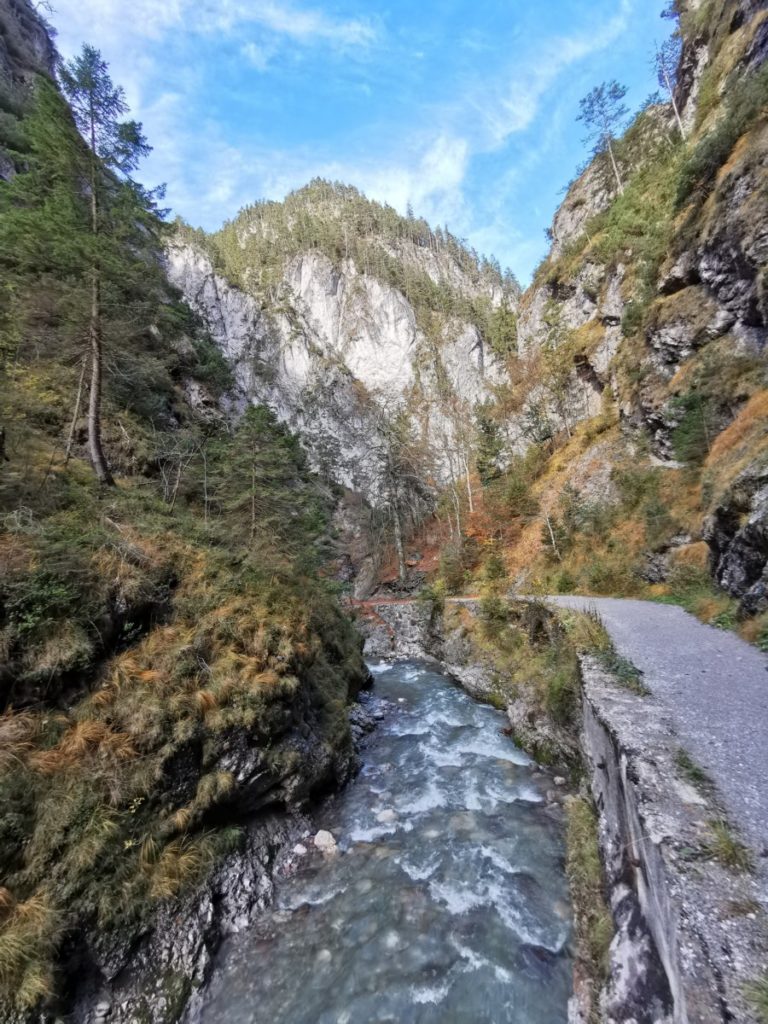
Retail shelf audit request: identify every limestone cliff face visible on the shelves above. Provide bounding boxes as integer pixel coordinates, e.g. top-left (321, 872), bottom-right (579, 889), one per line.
top-left (167, 211), bottom-right (513, 504)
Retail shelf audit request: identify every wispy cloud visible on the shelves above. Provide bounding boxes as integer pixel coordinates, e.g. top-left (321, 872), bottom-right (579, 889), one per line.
top-left (52, 0), bottom-right (377, 50)
top-left (221, 1), bottom-right (377, 46)
top-left (48, 0), bottom-right (657, 281)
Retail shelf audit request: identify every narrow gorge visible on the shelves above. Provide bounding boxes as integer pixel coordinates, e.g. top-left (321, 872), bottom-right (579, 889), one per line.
top-left (1, 0), bottom-right (767, 1022)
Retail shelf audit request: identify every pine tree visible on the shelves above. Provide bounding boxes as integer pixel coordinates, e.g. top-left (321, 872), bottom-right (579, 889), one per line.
top-left (577, 81), bottom-right (629, 194)
top-left (59, 45), bottom-right (152, 485)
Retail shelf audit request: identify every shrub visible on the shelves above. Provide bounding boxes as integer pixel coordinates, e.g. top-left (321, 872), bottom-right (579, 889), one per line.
top-left (670, 391), bottom-right (718, 464)
top-left (439, 543), bottom-right (468, 594)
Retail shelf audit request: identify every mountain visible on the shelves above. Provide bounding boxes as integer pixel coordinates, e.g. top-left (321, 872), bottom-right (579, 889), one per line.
top-left (168, 182), bottom-right (518, 590)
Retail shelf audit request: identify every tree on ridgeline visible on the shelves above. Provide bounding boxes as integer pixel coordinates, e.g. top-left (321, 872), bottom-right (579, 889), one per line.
top-left (654, 35), bottom-right (686, 138)
top-left (577, 80), bottom-right (629, 194)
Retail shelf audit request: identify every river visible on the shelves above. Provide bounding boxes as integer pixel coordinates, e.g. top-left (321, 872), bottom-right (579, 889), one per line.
top-left (198, 659), bottom-right (572, 1024)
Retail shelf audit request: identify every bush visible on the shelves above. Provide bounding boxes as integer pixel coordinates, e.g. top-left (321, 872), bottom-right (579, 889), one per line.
top-left (483, 552), bottom-right (507, 582)
top-left (670, 391), bottom-right (717, 464)
top-left (439, 543), bottom-right (468, 594)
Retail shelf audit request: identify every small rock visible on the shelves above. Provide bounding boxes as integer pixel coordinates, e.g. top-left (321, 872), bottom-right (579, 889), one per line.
top-left (94, 1003), bottom-right (111, 1021)
top-left (554, 776), bottom-right (567, 787)
top-left (398, 698), bottom-right (406, 704)
top-left (313, 830), bottom-right (337, 854)
top-left (316, 948), bottom-right (332, 964)
top-left (376, 809), bottom-right (398, 824)
top-left (293, 843), bottom-right (308, 856)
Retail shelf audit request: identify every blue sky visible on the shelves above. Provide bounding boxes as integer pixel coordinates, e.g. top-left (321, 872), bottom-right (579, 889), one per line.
top-left (48, 0), bottom-right (672, 283)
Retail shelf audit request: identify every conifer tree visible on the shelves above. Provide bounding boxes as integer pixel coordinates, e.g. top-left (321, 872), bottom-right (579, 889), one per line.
top-left (59, 45), bottom-right (151, 485)
top-left (655, 36), bottom-right (686, 138)
top-left (577, 81), bottom-right (629, 194)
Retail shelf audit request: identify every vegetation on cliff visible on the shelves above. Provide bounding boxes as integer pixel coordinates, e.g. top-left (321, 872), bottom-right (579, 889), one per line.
top-left (419, 0), bottom-right (768, 648)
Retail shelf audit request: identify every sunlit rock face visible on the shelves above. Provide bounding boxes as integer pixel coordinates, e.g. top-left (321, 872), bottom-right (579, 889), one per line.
top-left (167, 239), bottom-right (507, 500)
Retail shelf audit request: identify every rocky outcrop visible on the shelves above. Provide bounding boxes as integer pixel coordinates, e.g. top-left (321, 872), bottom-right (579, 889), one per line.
top-left (0, 0), bottom-right (56, 85)
top-left (705, 460), bottom-right (768, 613)
top-left (167, 239), bottom-right (507, 504)
top-left (0, 0), bottom-right (57, 180)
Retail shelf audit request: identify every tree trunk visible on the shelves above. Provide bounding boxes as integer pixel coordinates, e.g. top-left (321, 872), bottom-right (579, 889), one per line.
top-left (544, 512), bottom-right (562, 561)
top-left (606, 139), bottom-right (624, 195)
top-left (463, 456), bottom-right (474, 514)
top-left (250, 462), bottom-right (257, 543)
top-left (86, 123), bottom-right (113, 485)
top-left (87, 268), bottom-right (113, 485)
top-left (391, 499), bottom-right (407, 585)
top-left (64, 353), bottom-right (87, 466)
top-left (663, 69), bottom-right (686, 139)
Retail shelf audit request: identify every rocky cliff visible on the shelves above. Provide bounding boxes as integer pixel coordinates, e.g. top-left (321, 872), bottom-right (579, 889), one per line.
top-left (481, 0), bottom-right (768, 630)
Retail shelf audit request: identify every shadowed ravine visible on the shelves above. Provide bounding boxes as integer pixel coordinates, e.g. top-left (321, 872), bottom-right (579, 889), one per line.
top-left (197, 661), bottom-right (573, 1024)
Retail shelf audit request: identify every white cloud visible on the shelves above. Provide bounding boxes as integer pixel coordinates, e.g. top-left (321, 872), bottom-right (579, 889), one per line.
top-left (217, 1), bottom-right (376, 46)
top-left (51, 0), bottom-right (377, 51)
top-left (240, 41), bottom-right (276, 72)
top-left (481, 0), bottom-right (634, 146)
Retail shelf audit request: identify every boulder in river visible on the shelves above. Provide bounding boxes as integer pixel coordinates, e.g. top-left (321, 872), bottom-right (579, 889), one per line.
top-left (313, 830), bottom-right (338, 854)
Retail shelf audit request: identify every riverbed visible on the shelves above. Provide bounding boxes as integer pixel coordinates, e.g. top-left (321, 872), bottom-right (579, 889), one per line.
top-left (198, 660), bottom-right (572, 1024)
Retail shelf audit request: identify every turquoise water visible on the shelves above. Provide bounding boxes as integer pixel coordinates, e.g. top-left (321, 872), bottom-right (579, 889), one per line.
top-left (199, 660), bottom-right (572, 1024)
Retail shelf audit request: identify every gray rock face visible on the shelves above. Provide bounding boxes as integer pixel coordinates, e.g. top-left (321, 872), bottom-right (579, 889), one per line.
top-left (167, 241), bottom-right (507, 505)
top-left (705, 462), bottom-right (768, 613)
top-left (0, 0), bottom-right (57, 180)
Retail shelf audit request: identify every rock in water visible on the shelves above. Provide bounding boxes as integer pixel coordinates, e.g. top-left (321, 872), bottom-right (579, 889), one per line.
top-left (313, 830), bottom-right (337, 854)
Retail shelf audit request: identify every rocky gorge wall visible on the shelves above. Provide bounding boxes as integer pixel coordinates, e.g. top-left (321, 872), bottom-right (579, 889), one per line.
top-left (483, 0), bottom-right (768, 619)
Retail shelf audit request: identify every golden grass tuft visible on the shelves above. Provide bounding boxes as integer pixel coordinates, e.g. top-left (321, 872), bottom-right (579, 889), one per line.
top-left (669, 542), bottom-right (710, 570)
top-left (0, 892), bottom-right (61, 1010)
top-left (31, 720), bottom-right (136, 775)
top-left (708, 387), bottom-right (768, 475)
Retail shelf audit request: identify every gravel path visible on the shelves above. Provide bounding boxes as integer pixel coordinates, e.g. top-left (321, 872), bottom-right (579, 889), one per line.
top-left (544, 596), bottom-right (768, 854)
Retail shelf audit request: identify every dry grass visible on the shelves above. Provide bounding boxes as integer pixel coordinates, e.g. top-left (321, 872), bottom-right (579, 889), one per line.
top-left (0, 893), bottom-right (61, 1011)
top-left (707, 820), bottom-right (753, 873)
